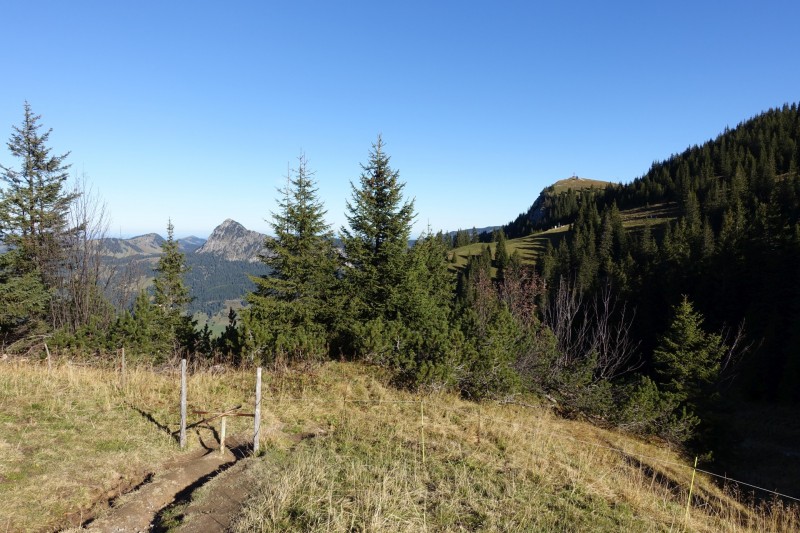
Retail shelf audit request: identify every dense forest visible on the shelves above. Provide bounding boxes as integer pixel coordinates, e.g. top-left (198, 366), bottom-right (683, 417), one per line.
top-left (526, 103), bottom-right (800, 405)
top-left (2, 102), bottom-right (799, 457)
top-left (184, 254), bottom-right (269, 317)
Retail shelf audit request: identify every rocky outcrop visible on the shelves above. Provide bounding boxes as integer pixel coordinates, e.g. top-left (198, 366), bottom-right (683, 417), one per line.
top-left (194, 219), bottom-right (268, 263)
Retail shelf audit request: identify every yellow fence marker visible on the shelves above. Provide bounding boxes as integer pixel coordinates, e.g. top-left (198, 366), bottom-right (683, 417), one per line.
top-left (685, 456), bottom-right (698, 523)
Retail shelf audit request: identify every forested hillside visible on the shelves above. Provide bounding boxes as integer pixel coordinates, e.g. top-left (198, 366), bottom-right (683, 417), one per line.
top-left (527, 104), bottom-right (800, 403)
top-left (97, 222), bottom-right (269, 319)
top-left (185, 254), bottom-right (269, 317)
top-left (504, 176), bottom-right (615, 238)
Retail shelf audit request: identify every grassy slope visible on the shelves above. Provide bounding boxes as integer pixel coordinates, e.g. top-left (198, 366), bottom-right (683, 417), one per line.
top-left (450, 202), bottom-right (679, 271)
top-left (226, 363), bottom-right (795, 532)
top-left (549, 176), bottom-right (615, 194)
top-left (2, 358), bottom-right (791, 531)
top-left (0, 359), bottom-right (257, 531)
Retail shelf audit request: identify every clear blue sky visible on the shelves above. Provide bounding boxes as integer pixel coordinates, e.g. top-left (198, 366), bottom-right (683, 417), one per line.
top-left (1, 1), bottom-right (798, 238)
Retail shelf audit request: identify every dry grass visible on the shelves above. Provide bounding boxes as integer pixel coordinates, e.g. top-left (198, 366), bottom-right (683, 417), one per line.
top-left (1, 359), bottom-right (797, 532)
top-left (0, 360), bottom-right (171, 530)
top-left (228, 363), bottom-right (800, 532)
top-left (549, 177), bottom-right (614, 194)
top-left (0, 357), bottom-right (259, 531)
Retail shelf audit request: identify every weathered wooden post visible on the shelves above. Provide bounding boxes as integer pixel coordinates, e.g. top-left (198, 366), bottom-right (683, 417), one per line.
top-left (420, 400), bottom-right (426, 465)
top-left (253, 366), bottom-right (262, 455)
top-left (120, 347), bottom-right (127, 391)
top-left (180, 359), bottom-right (187, 449)
top-left (220, 416), bottom-right (227, 455)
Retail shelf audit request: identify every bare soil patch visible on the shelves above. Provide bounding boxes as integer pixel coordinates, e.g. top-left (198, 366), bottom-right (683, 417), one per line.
top-left (75, 435), bottom-right (250, 532)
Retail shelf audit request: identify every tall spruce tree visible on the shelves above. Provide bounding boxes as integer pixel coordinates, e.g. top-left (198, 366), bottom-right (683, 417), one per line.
top-left (153, 220), bottom-right (191, 316)
top-left (243, 154), bottom-right (337, 363)
top-left (0, 103), bottom-right (77, 340)
top-left (0, 103), bottom-right (76, 280)
top-left (341, 135), bottom-right (415, 323)
top-left (152, 220), bottom-right (194, 355)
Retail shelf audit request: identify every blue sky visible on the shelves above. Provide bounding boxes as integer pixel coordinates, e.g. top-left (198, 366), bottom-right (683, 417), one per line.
top-left (1, 1), bottom-right (798, 238)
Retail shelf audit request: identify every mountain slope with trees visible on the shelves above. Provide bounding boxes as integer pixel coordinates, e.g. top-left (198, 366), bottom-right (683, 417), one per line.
top-left (531, 103), bottom-right (800, 403)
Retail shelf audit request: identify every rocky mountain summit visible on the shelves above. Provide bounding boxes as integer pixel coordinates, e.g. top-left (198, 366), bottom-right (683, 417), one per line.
top-left (195, 219), bottom-right (267, 263)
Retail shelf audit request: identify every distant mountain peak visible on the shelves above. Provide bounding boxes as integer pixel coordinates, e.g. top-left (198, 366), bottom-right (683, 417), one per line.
top-left (177, 235), bottom-right (206, 254)
top-left (99, 232), bottom-right (164, 257)
top-left (195, 219), bottom-right (267, 262)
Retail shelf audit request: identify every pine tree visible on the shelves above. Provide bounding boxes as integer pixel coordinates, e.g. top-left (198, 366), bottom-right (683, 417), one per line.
top-left (243, 154), bottom-right (337, 363)
top-left (453, 229), bottom-right (470, 248)
top-left (341, 135), bottom-right (415, 323)
top-left (154, 220), bottom-right (192, 316)
top-left (653, 296), bottom-right (726, 405)
top-left (0, 103), bottom-right (77, 283)
top-left (0, 252), bottom-right (49, 339)
top-left (393, 229), bottom-right (460, 387)
top-left (217, 307), bottom-right (242, 359)
top-left (0, 103), bottom-right (78, 341)
top-left (152, 220), bottom-right (194, 354)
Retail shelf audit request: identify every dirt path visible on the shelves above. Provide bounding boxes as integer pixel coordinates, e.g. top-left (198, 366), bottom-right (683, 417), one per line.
top-left (175, 459), bottom-right (256, 532)
top-left (78, 435), bottom-right (250, 533)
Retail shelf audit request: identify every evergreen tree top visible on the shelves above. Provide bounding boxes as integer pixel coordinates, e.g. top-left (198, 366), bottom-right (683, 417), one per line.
top-left (342, 135), bottom-right (416, 255)
top-left (153, 219), bottom-right (192, 314)
top-left (2, 102), bottom-right (71, 184)
top-left (0, 102), bottom-right (77, 278)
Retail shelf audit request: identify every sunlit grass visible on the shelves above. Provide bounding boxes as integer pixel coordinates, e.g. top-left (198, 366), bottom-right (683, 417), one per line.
top-left (1, 359), bottom-right (797, 532)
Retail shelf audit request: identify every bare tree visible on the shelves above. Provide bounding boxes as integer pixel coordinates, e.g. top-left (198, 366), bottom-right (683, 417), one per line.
top-left (50, 175), bottom-right (114, 332)
top-left (542, 277), bottom-right (590, 371)
top-left (589, 281), bottom-right (640, 380)
top-left (717, 319), bottom-right (754, 388)
top-left (542, 277), bottom-right (640, 382)
top-left (498, 260), bottom-right (544, 329)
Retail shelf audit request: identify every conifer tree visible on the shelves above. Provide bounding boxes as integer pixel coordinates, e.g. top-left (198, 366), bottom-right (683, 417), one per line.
top-left (653, 296), bottom-right (726, 406)
top-left (154, 220), bottom-right (192, 317)
top-left (341, 135), bottom-right (415, 323)
top-left (217, 307), bottom-right (242, 359)
top-left (495, 228), bottom-right (510, 278)
top-left (0, 103), bottom-right (77, 281)
top-left (453, 229), bottom-right (470, 248)
top-left (152, 220), bottom-right (194, 354)
top-left (243, 154), bottom-right (337, 363)
top-left (0, 103), bottom-right (77, 339)
top-left (393, 229), bottom-right (460, 386)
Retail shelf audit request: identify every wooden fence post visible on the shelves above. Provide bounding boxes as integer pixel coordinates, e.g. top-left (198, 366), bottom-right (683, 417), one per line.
top-left (220, 416), bottom-right (227, 455)
top-left (420, 400), bottom-right (426, 465)
top-left (253, 366), bottom-right (262, 455)
top-left (120, 347), bottom-right (127, 391)
top-left (180, 359), bottom-right (187, 449)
